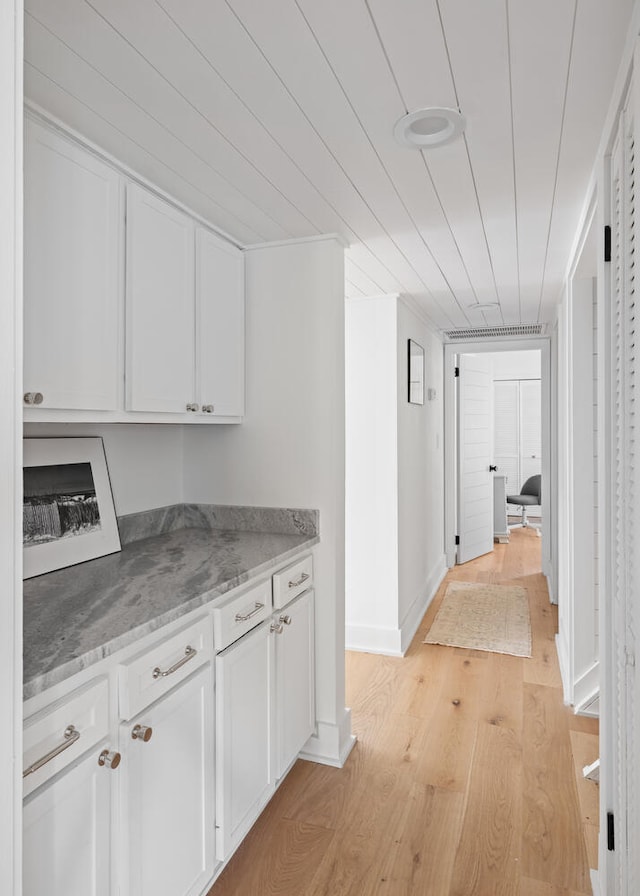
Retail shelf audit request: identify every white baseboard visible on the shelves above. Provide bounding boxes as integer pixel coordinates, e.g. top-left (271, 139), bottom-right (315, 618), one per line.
top-left (345, 555), bottom-right (447, 657)
top-left (399, 555), bottom-right (447, 654)
top-left (345, 623), bottom-right (403, 656)
top-left (574, 662), bottom-right (600, 715)
top-left (299, 709), bottom-right (356, 768)
top-left (555, 632), bottom-right (572, 705)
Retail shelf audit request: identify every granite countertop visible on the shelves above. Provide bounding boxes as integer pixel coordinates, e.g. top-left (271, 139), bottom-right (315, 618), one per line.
top-left (23, 504), bottom-right (319, 700)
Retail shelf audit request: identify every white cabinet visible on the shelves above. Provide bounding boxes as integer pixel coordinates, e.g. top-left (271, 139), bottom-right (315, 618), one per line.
top-left (275, 589), bottom-right (315, 779)
top-left (125, 183), bottom-right (196, 414)
top-left (23, 745), bottom-right (112, 896)
top-left (196, 228), bottom-right (245, 417)
top-left (23, 115), bottom-right (244, 423)
top-left (24, 117), bottom-right (122, 411)
top-left (215, 619), bottom-right (275, 861)
top-left (126, 184), bottom-right (245, 418)
top-left (22, 676), bottom-right (116, 896)
top-left (120, 665), bottom-right (215, 896)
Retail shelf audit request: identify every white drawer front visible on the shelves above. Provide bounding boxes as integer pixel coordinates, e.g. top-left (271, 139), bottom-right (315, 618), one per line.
top-left (272, 555), bottom-right (313, 609)
top-left (118, 616), bottom-right (212, 720)
top-left (212, 579), bottom-right (272, 652)
top-left (23, 677), bottom-right (110, 797)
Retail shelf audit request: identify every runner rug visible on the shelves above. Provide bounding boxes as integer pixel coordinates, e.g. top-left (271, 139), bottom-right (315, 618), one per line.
top-left (423, 581), bottom-right (531, 657)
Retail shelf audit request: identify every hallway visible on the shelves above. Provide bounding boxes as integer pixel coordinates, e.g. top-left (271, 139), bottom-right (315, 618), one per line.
top-left (209, 528), bottom-right (598, 895)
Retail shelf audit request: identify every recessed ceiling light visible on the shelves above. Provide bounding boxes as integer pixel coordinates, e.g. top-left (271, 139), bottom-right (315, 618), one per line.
top-left (468, 302), bottom-right (500, 311)
top-left (393, 107), bottom-right (466, 149)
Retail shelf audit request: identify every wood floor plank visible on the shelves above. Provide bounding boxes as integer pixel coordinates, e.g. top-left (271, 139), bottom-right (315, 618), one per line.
top-left (522, 683), bottom-right (592, 892)
top-left (448, 721), bottom-right (523, 896)
top-left (210, 817), bottom-right (334, 896)
top-left (520, 876), bottom-right (589, 895)
top-left (370, 783), bottom-right (465, 895)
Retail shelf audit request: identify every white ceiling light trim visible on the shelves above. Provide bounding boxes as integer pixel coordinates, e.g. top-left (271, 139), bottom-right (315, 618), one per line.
top-left (393, 107), bottom-right (466, 149)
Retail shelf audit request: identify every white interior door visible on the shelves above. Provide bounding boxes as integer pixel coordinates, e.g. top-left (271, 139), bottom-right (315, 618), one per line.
top-left (457, 354), bottom-right (494, 564)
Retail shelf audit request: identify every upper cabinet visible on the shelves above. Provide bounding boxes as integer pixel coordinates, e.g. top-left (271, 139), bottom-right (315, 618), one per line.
top-left (23, 115), bottom-right (245, 424)
top-left (126, 185), bottom-right (196, 415)
top-left (196, 228), bottom-right (245, 418)
top-left (24, 118), bottom-right (122, 411)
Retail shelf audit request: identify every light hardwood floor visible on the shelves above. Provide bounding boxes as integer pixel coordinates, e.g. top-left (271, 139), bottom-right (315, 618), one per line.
top-left (208, 527), bottom-right (599, 895)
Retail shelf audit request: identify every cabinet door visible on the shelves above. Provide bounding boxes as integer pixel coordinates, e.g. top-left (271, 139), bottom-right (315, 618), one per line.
top-left (126, 184), bottom-right (195, 413)
top-left (196, 228), bottom-right (245, 417)
top-left (216, 620), bottom-right (274, 861)
top-left (23, 745), bottom-right (112, 896)
top-left (120, 665), bottom-right (215, 896)
top-left (276, 589), bottom-right (315, 778)
top-left (24, 118), bottom-right (122, 410)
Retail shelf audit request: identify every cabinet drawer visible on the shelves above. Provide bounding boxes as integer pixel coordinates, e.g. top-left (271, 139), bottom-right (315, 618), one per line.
top-left (272, 555), bottom-right (313, 609)
top-left (118, 616), bottom-right (212, 720)
top-left (23, 677), bottom-right (109, 797)
top-left (212, 579), bottom-right (272, 652)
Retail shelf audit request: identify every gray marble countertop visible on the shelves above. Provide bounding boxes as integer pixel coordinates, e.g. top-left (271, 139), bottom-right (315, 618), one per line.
top-left (23, 525), bottom-right (318, 700)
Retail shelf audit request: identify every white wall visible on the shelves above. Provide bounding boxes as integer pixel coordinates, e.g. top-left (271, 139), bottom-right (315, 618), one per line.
top-left (396, 301), bottom-right (445, 637)
top-left (345, 296), bottom-right (398, 639)
top-left (487, 350), bottom-right (541, 380)
top-left (345, 294), bottom-right (446, 655)
top-left (183, 236), bottom-right (353, 766)
top-left (22, 423), bottom-right (184, 516)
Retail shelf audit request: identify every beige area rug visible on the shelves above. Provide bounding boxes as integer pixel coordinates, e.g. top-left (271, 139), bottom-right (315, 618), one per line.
top-left (424, 581), bottom-right (532, 657)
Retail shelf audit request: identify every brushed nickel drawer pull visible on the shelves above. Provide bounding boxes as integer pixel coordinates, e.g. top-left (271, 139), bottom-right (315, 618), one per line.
top-left (153, 645), bottom-right (196, 680)
top-left (234, 601), bottom-right (265, 623)
top-left (23, 725), bottom-right (80, 778)
top-left (288, 572), bottom-right (309, 589)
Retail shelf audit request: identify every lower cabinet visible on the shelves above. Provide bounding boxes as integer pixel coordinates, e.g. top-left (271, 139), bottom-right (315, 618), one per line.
top-left (275, 589), bottom-right (315, 779)
top-left (119, 665), bottom-right (215, 896)
top-left (23, 555), bottom-right (316, 896)
top-left (215, 587), bottom-right (316, 861)
top-left (23, 742), bottom-right (112, 896)
top-left (215, 618), bottom-right (274, 861)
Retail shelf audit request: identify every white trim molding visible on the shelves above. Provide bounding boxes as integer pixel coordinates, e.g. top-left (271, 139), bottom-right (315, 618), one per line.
top-left (0, 0), bottom-right (23, 892)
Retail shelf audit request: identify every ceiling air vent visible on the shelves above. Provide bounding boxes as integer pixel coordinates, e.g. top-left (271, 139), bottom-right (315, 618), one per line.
top-left (443, 323), bottom-right (545, 341)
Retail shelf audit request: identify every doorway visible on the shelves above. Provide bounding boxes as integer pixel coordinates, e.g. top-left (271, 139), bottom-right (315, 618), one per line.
top-left (444, 337), bottom-right (552, 586)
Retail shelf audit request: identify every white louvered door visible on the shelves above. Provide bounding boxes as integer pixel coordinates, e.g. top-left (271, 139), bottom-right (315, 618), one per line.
top-left (607, 79), bottom-right (638, 894)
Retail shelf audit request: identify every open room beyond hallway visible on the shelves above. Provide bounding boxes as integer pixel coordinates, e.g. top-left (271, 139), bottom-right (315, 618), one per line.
top-left (208, 528), bottom-right (598, 895)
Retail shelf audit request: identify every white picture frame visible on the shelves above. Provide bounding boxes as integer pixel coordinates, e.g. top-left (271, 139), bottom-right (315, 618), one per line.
top-left (23, 437), bottom-right (121, 579)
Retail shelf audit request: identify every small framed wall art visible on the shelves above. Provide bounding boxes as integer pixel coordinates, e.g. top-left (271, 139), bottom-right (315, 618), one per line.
top-left (23, 437), bottom-right (121, 579)
top-left (408, 339), bottom-right (425, 405)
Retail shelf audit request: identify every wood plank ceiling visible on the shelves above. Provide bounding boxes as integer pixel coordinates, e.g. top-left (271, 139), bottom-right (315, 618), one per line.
top-left (24, 0), bottom-right (633, 332)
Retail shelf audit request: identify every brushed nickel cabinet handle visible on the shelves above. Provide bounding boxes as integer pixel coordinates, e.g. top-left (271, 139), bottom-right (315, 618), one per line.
top-left (279, 614), bottom-right (292, 625)
top-left (270, 621), bottom-right (284, 635)
top-left (23, 725), bottom-right (80, 778)
top-left (234, 601), bottom-right (265, 623)
top-left (152, 645), bottom-right (197, 680)
top-left (202, 404), bottom-right (214, 414)
top-left (23, 392), bottom-right (43, 406)
top-left (288, 572), bottom-right (309, 589)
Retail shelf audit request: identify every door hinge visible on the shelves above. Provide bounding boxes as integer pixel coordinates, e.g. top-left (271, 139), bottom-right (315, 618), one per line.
top-left (455, 535), bottom-right (460, 546)
top-left (607, 811), bottom-right (615, 851)
top-left (454, 366), bottom-right (460, 377)
top-left (604, 225), bottom-right (611, 263)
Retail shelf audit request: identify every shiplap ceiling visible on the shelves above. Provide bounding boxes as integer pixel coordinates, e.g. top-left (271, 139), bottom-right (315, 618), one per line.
top-left (24, 0), bottom-right (633, 332)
